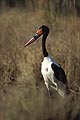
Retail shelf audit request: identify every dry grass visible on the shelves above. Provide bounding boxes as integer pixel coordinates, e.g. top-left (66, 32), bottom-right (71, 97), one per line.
top-left (0, 9), bottom-right (80, 120)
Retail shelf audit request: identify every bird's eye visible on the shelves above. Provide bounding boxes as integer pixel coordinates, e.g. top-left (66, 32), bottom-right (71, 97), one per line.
top-left (36, 28), bottom-right (42, 35)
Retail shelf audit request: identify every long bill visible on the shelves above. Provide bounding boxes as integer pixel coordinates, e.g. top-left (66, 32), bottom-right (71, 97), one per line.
top-left (24, 28), bottom-right (42, 47)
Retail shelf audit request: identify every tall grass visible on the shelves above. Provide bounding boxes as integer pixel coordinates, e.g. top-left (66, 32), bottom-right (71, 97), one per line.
top-left (0, 9), bottom-right (80, 120)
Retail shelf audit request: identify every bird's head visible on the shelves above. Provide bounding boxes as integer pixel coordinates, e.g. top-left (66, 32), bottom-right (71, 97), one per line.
top-left (24, 25), bottom-right (49, 47)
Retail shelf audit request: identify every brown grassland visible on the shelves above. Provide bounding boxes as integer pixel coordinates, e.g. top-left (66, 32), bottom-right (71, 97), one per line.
top-left (0, 8), bottom-right (80, 120)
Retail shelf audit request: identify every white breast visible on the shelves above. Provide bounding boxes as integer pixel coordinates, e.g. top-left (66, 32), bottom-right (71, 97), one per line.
top-left (41, 55), bottom-right (59, 80)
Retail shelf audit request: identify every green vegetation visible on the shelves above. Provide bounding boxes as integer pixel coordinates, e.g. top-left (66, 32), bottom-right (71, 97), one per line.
top-left (0, 1), bottom-right (80, 120)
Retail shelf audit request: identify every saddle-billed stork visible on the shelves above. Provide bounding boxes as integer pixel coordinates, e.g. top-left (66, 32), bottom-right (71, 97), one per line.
top-left (24, 25), bottom-right (69, 97)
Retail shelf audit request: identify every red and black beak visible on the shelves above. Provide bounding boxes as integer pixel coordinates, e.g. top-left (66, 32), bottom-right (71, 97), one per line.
top-left (24, 28), bottom-right (42, 47)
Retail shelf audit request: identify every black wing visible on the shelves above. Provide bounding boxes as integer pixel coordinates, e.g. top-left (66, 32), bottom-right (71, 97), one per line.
top-left (51, 63), bottom-right (67, 84)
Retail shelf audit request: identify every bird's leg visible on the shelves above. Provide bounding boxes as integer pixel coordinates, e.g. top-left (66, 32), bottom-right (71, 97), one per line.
top-left (45, 81), bottom-right (51, 99)
top-left (51, 85), bottom-right (57, 91)
top-left (50, 78), bottom-right (58, 91)
top-left (54, 82), bottom-right (58, 90)
top-left (74, 84), bottom-right (80, 90)
top-left (50, 81), bottom-right (58, 91)
top-left (45, 81), bottom-right (49, 90)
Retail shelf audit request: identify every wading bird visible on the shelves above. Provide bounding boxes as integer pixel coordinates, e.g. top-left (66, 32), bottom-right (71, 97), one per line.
top-left (24, 25), bottom-right (69, 97)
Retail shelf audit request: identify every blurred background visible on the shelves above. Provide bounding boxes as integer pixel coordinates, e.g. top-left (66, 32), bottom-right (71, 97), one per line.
top-left (0, 0), bottom-right (80, 120)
